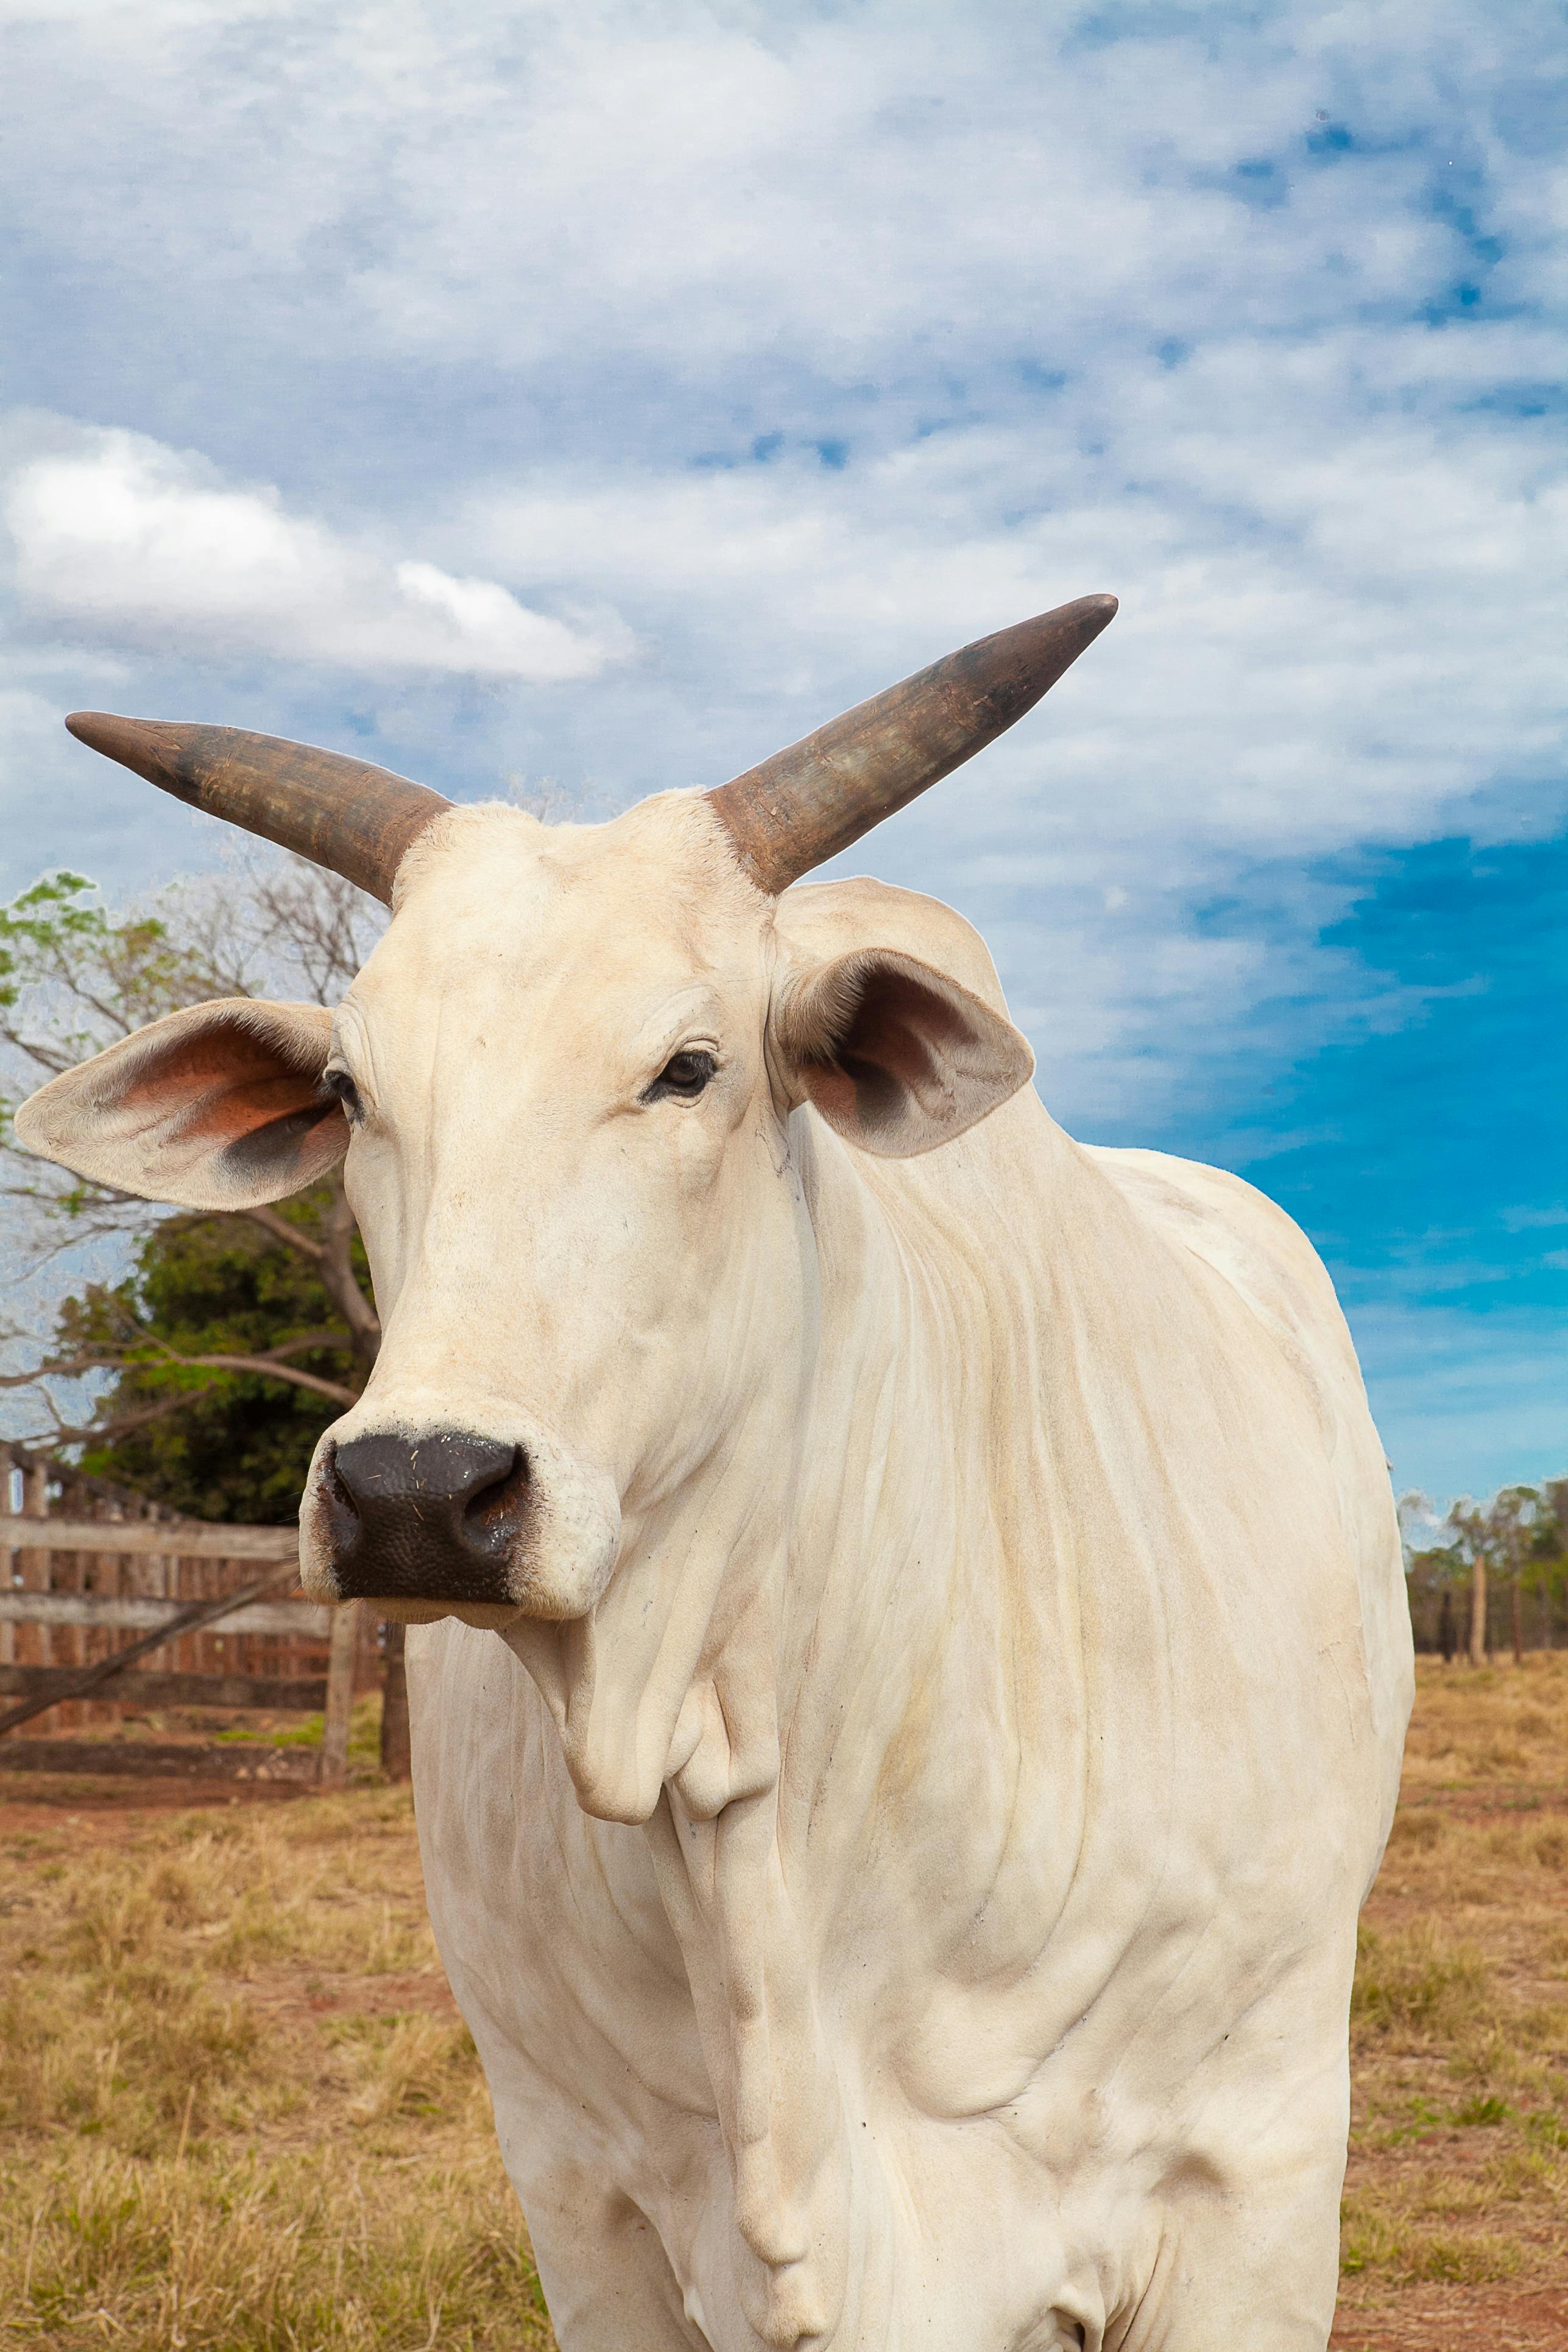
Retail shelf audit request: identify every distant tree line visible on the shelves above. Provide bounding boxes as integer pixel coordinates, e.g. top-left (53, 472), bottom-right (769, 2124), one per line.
top-left (1402, 1483), bottom-right (1568, 1664)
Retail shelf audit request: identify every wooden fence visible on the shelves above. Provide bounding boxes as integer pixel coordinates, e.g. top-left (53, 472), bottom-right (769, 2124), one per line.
top-left (0, 1443), bottom-right (406, 1787)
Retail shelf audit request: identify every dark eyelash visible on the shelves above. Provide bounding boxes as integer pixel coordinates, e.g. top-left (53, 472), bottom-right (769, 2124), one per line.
top-left (641, 1048), bottom-right (718, 1104)
top-left (320, 1067), bottom-right (364, 1123)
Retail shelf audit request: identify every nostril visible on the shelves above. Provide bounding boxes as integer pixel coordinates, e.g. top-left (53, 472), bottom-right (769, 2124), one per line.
top-left (461, 1446), bottom-right (529, 1558)
top-left (319, 1439), bottom-right (362, 1547)
top-left (322, 1430), bottom-right (531, 1600)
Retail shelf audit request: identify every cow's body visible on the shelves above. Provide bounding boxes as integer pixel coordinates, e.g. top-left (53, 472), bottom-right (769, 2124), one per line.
top-left (22, 616), bottom-right (1414, 2352)
top-left (404, 875), bottom-right (1411, 2352)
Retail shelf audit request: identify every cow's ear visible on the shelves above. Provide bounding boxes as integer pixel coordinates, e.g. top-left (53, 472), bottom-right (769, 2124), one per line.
top-left (12, 998), bottom-right (348, 1210)
top-left (773, 947), bottom-right (1034, 1158)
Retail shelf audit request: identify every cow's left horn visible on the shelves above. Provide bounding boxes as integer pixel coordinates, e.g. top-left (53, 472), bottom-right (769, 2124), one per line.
top-left (63, 715), bottom-right (452, 905)
top-left (705, 593), bottom-right (1117, 894)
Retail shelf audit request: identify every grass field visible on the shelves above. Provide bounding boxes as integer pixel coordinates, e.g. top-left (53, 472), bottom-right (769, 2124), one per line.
top-left (1332, 1653), bottom-right (1568, 2351)
top-left (1, 1656), bottom-right (1564, 2351)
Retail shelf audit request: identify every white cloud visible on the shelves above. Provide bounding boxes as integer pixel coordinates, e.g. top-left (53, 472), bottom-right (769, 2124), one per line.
top-left (2, 426), bottom-right (628, 682)
top-left (2, 2), bottom-right (1550, 403)
top-left (0, 0), bottom-right (1563, 1492)
top-left (0, 0), bottom-right (1561, 1136)
top-left (455, 343), bottom-right (1567, 860)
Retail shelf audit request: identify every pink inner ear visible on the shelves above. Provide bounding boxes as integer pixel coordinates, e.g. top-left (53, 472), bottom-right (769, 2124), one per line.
top-left (115, 1028), bottom-right (327, 1145)
top-left (811, 962), bottom-right (967, 1136)
top-left (16, 997), bottom-right (347, 1211)
top-left (845, 970), bottom-right (968, 1095)
top-left (785, 947), bottom-right (1033, 1158)
top-left (185, 1072), bottom-right (328, 1147)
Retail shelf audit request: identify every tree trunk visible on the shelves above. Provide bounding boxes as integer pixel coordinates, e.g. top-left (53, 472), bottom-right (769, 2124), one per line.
top-left (1542, 1579), bottom-right (1554, 1653)
top-left (1511, 1577), bottom-right (1524, 1665)
top-left (320, 1175), bottom-right (381, 1375)
top-left (380, 1619), bottom-right (411, 1782)
top-left (1468, 1556), bottom-right (1488, 1666)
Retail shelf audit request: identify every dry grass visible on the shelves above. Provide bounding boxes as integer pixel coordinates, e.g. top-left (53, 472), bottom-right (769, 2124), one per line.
top-left (1332, 1652), bottom-right (1568, 2350)
top-left (1, 1656), bottom-right (1564, 2350)
top-left (0, 1784), bottom-right (554, 2351)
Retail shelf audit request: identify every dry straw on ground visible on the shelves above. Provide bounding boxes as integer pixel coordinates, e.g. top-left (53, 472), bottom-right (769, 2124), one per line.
top-left (1332, 1653), bottom-right (1568, 2350)
top-left (0, 1785), bottom-right (551, 2351)
top-left (0, 1656), bottom-right (1563, 2351)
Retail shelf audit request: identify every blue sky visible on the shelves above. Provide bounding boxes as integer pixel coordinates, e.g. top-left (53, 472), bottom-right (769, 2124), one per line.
top-left (0, 0), bottom-right (1563, 1504)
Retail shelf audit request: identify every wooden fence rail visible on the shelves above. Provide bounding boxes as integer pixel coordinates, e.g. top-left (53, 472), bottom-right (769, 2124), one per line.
top-left (0, 1667), bottom-right (328, 1712)
top-left (0, 1518), bottom-right (298, 1557)
top-left (0, 1593), bottom-right (327, 1635)
top-left (0, 1442), bottom-right (406, 1785)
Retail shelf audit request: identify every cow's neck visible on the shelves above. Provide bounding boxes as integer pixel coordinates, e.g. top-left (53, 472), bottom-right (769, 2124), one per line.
top-left (510, 1103), bottom-right (1086, 2347)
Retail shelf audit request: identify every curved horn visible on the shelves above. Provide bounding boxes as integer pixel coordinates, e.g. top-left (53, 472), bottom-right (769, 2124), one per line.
top-left (705, 593), bottom-right (1117, 894)
top-left (63, 715), bottom-right (452, 905)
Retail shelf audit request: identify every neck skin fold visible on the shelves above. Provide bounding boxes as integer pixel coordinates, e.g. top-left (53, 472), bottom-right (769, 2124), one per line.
top-left (503, 1099), bottom-right (1097, 2349)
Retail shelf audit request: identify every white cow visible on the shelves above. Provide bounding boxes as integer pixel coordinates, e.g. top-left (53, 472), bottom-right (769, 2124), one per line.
top-left (19, 598), bottom-right (1412, 2352)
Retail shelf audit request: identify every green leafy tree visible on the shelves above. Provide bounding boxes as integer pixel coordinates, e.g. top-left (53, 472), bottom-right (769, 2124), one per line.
top-left (1398, 1495), bottom-right (1467, 1657)
top-left (0, 855), bottom-right (384, 1511)
top-left (1527, 1478), bottom-right (1567, 1649)
top-left (55, 1193), bottom-right (367, 1522)
top-left (1488, 1485), bottom-right (1541, 1662)
top-left (1446, 1486), bottom-right (1550, 1664)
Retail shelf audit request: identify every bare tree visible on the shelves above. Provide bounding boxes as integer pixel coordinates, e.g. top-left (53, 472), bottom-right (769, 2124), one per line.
top-left (1446, 1488), bottom-right (1543, 1669)
top-left (1447, 1499), bottom-right (1489, 1667)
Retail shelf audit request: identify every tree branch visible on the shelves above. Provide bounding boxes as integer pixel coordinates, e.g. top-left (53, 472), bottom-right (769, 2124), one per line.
top-left (253, 1330), bottom-right (351, 1362)
top-left (0, 1354), bottom-right (120, 1388)
top-left (164, 1352), bottom-right (358, 1404)
top-left (36, 1390), bottom-right (222, 1449)
top-left (238, 1203), bottom-right (326, 1262)
top-left (2, 1337), bottom-right (359, 1407)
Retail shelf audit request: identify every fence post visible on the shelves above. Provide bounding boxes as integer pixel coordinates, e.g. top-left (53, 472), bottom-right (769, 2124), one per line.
top-left (320, 1604), bottom-right (358, 1789)
top-left (380, 1620), bottom-right (411, 1783)
top-left (88, 1488), bottom-right (118, 1726)
top-left (19, 1458), bottom-right (50, 1672)
top-left (0, 1446), bottom-right (12, 1669)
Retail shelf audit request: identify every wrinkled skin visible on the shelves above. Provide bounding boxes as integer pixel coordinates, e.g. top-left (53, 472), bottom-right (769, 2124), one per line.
top-left (17, 790), bottom-right (1413, 2352)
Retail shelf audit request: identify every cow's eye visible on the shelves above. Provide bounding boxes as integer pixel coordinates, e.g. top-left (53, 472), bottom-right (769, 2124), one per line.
top-left (645, 1048), bottom-right (718, 1103)
top-left (320, 1067), bottom-right (364, 1124)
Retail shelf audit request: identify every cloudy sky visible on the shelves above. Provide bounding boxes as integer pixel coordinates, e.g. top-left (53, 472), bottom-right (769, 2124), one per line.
top-left (1, 0), bottom-right (1563, 1503)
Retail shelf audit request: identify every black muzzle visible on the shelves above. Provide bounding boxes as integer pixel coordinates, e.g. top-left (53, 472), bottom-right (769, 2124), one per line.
top-left (320, 1430), bottom-right (531, 1605)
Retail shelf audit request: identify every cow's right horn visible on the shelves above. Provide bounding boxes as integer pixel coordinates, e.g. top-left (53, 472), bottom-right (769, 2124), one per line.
top-left (63, 714), bottom-right (452, 905)
top-left (704, 593), bottom-right (1117, 895)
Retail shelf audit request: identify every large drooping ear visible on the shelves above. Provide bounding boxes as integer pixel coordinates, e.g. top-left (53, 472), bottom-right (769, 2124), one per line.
top-left (774, 947), bottom-right (1034, 1157)
top-left (12, 999), bottom-right (347, 1210)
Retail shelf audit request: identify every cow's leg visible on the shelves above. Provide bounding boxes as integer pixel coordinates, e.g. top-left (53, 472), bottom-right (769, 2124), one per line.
top-left (506, 2151), bottom-right (707, 2352)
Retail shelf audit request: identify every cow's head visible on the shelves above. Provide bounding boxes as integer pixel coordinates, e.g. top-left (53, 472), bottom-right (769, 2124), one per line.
top-left (17, 599), bottom-right (1114, 1644)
